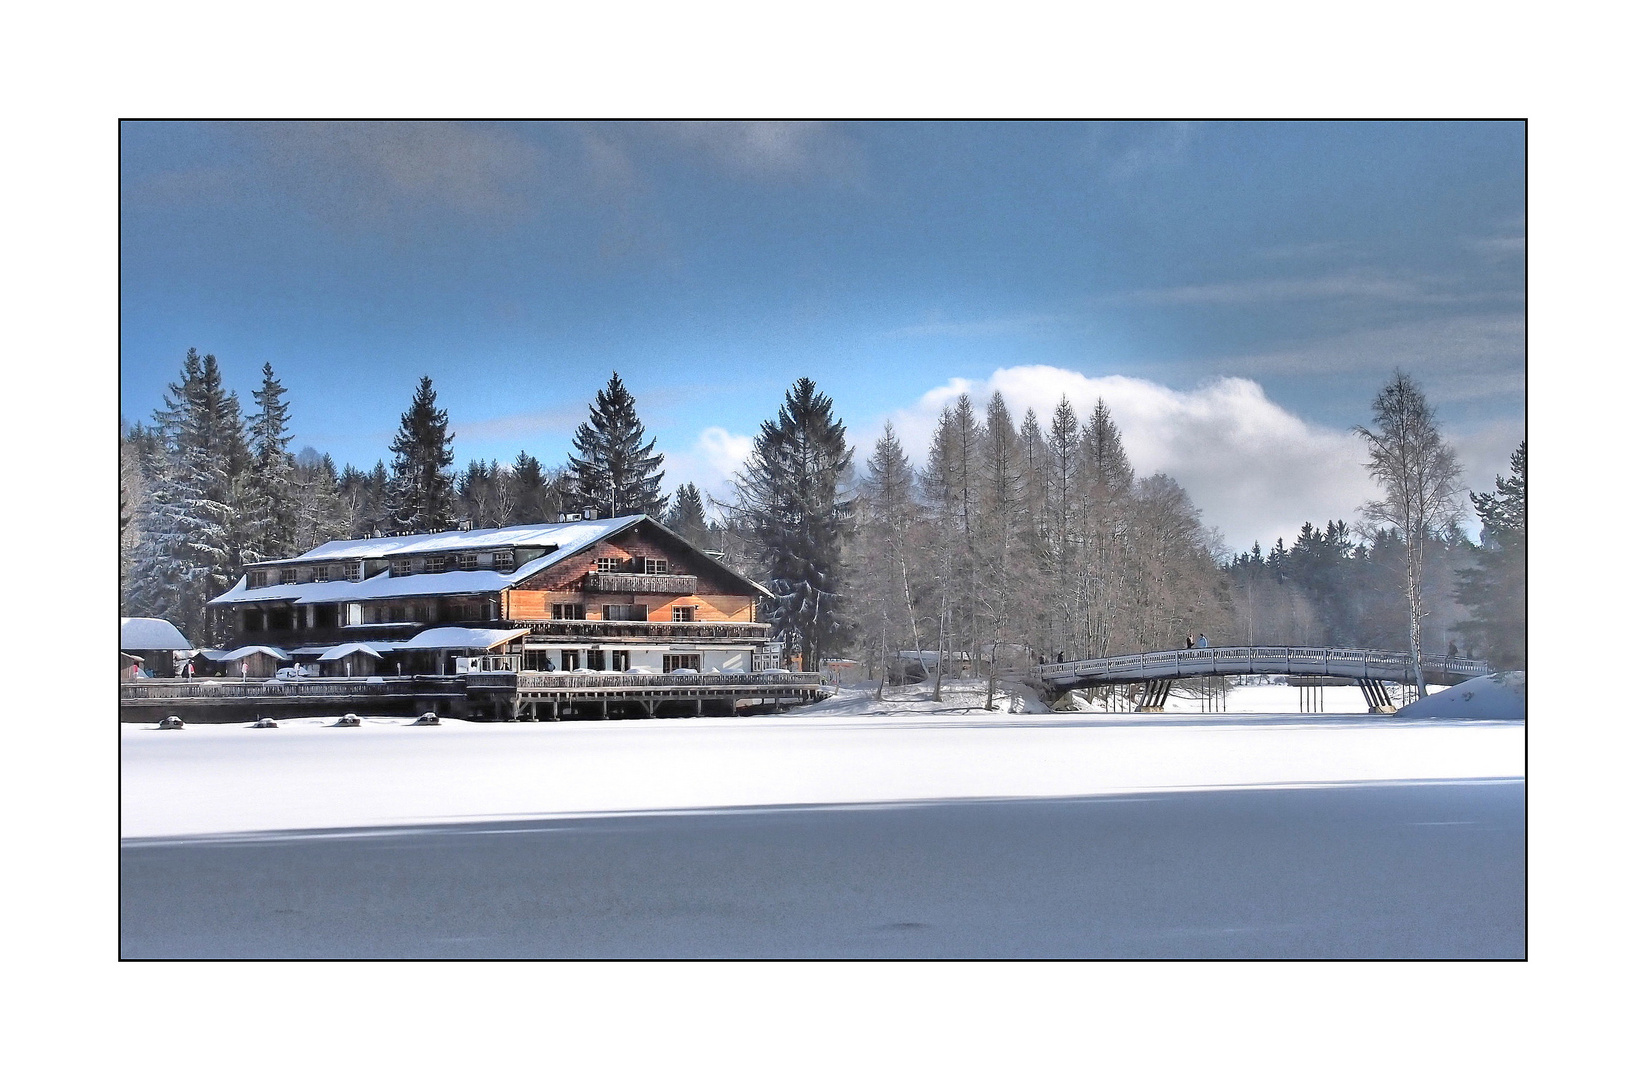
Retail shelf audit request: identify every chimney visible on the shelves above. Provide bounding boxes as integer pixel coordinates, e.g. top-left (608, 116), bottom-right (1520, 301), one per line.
top-left (583, 508), bottom-right (595, 520)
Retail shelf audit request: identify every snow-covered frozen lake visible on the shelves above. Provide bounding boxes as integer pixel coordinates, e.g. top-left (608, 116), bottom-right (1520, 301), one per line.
top-left (120, 692), bottom-right (1525, 958)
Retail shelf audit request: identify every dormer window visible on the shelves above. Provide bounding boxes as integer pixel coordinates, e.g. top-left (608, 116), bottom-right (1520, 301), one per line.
top-left (247, 570), bottom-right (270, 588)
top-left (423, 555), bottom-right (448, 574)
top-left (391, 558), bottom-right (413, 577)
top-left (492, 549), bottom-right (515, 571)
top-left (643, 558), bottom-right (669, 575)
top-left (280, 567), bottom-right (299, 585)
top-left (345, 561), bottom-right (364, 582)
top-left (456, 552), bottom-right (478, 570)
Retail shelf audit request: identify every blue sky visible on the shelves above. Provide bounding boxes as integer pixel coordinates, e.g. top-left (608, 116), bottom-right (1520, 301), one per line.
top-left (119, 121), bottom-right (1525, 550)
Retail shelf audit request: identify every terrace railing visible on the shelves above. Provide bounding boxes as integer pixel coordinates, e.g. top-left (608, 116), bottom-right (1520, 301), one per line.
top-left (119, 676), bottom-right (467, 700)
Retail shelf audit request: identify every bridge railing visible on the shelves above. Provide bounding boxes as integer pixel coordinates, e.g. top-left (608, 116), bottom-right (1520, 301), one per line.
top-left (1031, 646), bottom-right (1488, 684)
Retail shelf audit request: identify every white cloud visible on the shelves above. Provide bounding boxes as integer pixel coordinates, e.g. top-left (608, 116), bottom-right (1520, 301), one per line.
top-left (873, 365), bottom-right (1383, 554)
top-left (661, 426), bottom-right (754, 514)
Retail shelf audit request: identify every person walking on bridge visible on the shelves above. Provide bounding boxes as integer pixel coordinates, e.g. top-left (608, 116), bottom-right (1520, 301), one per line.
top-left (1185, 636), bottom-right (1194, 650)
top-left (1197, 634), bottom-right (1209, 649)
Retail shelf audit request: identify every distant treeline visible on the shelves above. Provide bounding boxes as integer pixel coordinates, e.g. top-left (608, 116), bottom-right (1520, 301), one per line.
top-left (121, 352), bottom-right (1526, 675)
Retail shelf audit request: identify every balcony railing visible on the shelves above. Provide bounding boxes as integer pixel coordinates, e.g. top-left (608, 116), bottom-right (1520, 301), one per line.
top-left (517, 619), bottom-right (769, 642)
top-left (584, 571), bottom-right (698, 595)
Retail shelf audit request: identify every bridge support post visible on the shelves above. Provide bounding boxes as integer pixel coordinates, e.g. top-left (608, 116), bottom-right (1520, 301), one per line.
top-left (1138, 678), bottom-right (1173, 712)
top-left (1357, 678), bottom-right (1397, 714)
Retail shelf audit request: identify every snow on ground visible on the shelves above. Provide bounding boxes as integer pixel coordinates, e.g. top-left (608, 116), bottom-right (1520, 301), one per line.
top-left (1396, 671), bottom-right (1526, 720)
top-left (121, 698), bottom-right (1524, 839)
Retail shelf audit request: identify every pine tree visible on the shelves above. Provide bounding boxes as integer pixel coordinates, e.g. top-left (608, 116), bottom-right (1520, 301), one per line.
top-left (505, 452), bottom-right (559, 525)
top-left (387, 376), bottom-right (457, 533)
top-left (242, 362), bottom-right (297, 562)
top-left (567, 372), bottom-right (666, 518)
top-left (457, 458), bottom-right (510, 528)
top-left (1355, 371), bottom-right (1465, 695)
top-left (664, 483), bottom-right (711, 548)
top-left (1454, 440), bottom-right (1527, 670)
top-left (732, 378), bottom-right (855, 671)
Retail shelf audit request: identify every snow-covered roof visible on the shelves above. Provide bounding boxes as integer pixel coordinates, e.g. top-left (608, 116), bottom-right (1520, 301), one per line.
top-left (318, 642), bottom-right (386, 662)
top-left (402, 626), bottom-right (528, 651)
top-left (264, 516), bottom-right (645, 564)
top-left (209, 517), bottom-right (643, 608)
top-left (215, 645), bottom-right (292, 662)
top-left (120, 617), bottom-right (193, 651)
top-left (208, 514), bottom-right (773, 607)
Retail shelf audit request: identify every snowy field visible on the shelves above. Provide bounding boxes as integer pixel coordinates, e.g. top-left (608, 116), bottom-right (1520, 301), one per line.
top-left (120, 681), bottom-right (1525, 958)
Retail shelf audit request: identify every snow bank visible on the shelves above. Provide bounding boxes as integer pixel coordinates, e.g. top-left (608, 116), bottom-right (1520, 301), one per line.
top-left (1395, 672), bottom-right (1526, 720)
top-left (121, 709), bottom-right (1523, 839)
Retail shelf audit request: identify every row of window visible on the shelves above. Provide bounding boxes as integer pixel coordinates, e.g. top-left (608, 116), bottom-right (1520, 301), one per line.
top-left (549, 603), bottom-right (698, 622)
top-left (594, 556), bottom-right (671, 575)
top-left (527, 650), bottom-right (702, 673)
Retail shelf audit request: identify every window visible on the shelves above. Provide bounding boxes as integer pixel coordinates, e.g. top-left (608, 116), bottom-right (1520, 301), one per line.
top-left (552, 603), bottom-right (586, 620)
top-left (391, 558), bottom-right (413, 577)
top-left (611, 650), bottom-right (630, 671)
top-left (280, 567), bottom-right (299, 584)
top-left (456, 552), bottom-right (478, 570)
top-left (423, 555), bottom-right (448, 573)
top-left (672, 606), bottom-right (697, 622)
top-left (595, 556), bottom-right (623, 573)
top-left (346, 561), bottom-right (364, 582)
top-left (643, 558), bottom-right (669, 575)
top-left (345, 603), bottom-right (363, 626)
top-left (602, 604), bottom-right (647, 621)
top-left (561, 650), bottom-right (580, 671)
top-left (247, 570), bottom-right (269, 588)
top-left (492, 549), bottom-right (515, 571)
top-left (587, 649), bottom-right (606, 671)
top-left (664, 654), bottom-right (701, 673)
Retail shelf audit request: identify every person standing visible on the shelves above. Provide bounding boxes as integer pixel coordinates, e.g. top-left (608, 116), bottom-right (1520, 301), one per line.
top-left (1197, 634), bottom-right (1209, 649)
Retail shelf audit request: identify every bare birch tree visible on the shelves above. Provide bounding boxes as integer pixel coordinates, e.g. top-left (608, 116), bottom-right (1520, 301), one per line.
top-left (1355, 372), bottom-right (1464, 697)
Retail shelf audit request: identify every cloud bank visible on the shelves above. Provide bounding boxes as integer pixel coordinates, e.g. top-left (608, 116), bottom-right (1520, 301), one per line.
top-left (876, 365), bottom-right (1382, 554)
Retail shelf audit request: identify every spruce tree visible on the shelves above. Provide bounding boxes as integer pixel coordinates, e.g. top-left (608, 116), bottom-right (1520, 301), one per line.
top-left (1454, 440), bottom-right (1527, 670)
top-left (567, 372), bottom-right (666, 518)
top-left (505, 452), bottom-right (557, 525)
top-left (387, 376), bottom-right (457, 533)
top-left (242, 362), bottom-right (297, 562)
top-left (664, 483), bottom-right (711, 548)
top-left (732, 378), bottom-right (855, 671)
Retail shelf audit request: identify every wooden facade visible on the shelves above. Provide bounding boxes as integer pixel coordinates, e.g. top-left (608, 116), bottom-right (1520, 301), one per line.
top-left (208, 516), bottom-right (774, 676)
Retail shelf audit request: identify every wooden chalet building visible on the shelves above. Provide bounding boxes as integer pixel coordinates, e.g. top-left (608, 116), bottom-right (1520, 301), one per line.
top-left (206, 515), bottom-right (775, 676)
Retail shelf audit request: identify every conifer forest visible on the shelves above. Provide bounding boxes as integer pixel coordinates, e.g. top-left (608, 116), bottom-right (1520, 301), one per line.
top-left (121, 351), bottom-right (1527, 674)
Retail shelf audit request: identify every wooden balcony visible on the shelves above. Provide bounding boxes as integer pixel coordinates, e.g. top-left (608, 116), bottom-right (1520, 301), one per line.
top-left (584, 571), bottom-right (697, 595)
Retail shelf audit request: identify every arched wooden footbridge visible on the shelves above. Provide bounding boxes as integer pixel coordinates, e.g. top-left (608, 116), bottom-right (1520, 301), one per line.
top-left (1027, 646), bottom-right (1490, 712)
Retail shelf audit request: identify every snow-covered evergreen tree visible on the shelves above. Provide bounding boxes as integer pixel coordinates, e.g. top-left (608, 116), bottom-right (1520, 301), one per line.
top-left (387, 376), bottom-right (457, 533)
top-left (732, 378), bottom-right (855, 671)
top-left (126, 349), bottom-right (244, 643)
top-left (242, 362), bottom-right (297, 562)
top-left (567, 372), bottom-right (666, 518)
